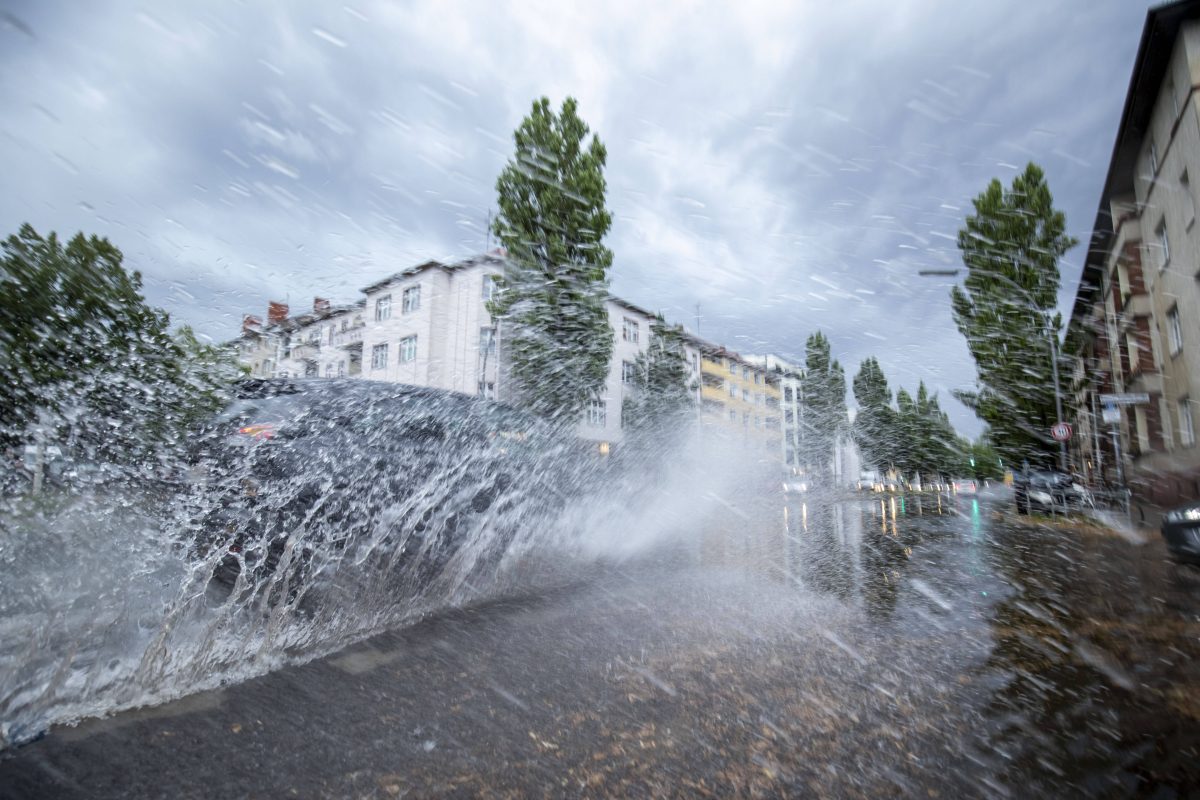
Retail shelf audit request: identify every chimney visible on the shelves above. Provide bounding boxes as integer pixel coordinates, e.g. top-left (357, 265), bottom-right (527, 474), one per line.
top-left (267, 301), bottom-right (289, 325)
top-left (242, 314), bottom-right (262, 335)
top-left (313, 297), bottom-right (330, 314)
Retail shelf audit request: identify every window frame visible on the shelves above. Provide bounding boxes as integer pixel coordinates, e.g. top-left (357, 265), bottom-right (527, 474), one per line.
top-left (1168, 305), bottom-right (1183, 356)
top-left (375, 294), bottom-right (392, 322)
top-left (370, 342), bottom-right (388, 370)
top-left (402, 285), bottom-right (421, 314)
top-left (622, 317), bottom-right (639, 343)
top-left (399, 335), bottom-right (418, 364)
top-left (1180, 397), bottom-right (1195, 447)
top-left (586, 398), bottom-right (607, 428)
top-left (1158, 219), bottom-right (1170, 270)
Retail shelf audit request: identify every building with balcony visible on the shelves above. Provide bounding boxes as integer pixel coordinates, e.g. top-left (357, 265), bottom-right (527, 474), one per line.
top-left (234, 254), bottom-right (678, 448)
top-left (1068, 0), bottom-right (1200, 513)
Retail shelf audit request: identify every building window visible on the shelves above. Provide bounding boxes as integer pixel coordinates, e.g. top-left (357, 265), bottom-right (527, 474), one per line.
top-left (1180, 397), bottom-right (1195, 447)
top-left (1126, 332), bottom-right (1140, 373)
top-left (784, 387), bottom-right (793, 403)
top-left (337, 361), bottom-right (345, 377)
top-left (622, 318), bottom-right (639, 343)
top-left (742, 388), bottom-right (750, 402)
top-left (587, 399), bottom-right (607, 428)
top-left (728, 382), bottom-right (737, 398)
top-left (1157, 219), bottom-right (1170, 269)
top-left (482, 274), bottom-right (500, 301)
top-left (325, 363), bottom-right (333, 378)
top-left (402, 286), bottom-right (421, 314)
top-left (1184, 170), bottom-right (1195, 226)
top-left (399, 335), bottom-right (418, 363)
top-left (622, 360), bottom-right (637, 384)
top-left (742, 411), bottom-right (750, 426)
top-left (370, 343), bottom-right (388, 369)
top-left (1168, 306), bottom-right (1183, 356)
top-left (341, 319), bottom-right (348, 332)
top-left (375, 294), bottom-right (392, 321)
top-left (729, 409), bottom-right (737, 422)
top-left (480, 327), bottom-right (496, 355)
top-left (1150, 140), bottom-right (1159, 176)
top-left (478, 381), bottom-right (496, 400)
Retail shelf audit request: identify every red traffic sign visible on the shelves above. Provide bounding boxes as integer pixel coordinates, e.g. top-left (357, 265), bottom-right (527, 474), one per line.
top-left (1051, 422), bottom-right (1072, 442)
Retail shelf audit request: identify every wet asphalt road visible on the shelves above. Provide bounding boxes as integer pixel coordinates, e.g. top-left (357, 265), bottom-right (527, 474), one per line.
top-left (2, 492), bottom-right (1200, 798)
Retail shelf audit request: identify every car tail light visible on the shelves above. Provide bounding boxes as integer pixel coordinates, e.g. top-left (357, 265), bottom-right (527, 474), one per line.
top-left (237, 422), bottom-right (276, 440)
top-left (228, 543), bottom-right (242, 553)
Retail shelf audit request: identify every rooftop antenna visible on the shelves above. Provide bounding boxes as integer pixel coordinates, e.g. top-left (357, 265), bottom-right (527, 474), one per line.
top-left (695, 303), bottom-right (701, 334)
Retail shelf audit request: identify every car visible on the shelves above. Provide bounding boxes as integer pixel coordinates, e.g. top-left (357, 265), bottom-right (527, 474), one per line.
top-left (952, 478), bottom-right (977, 495)
top-left (183, 378), bottom-right (576, 606)
top-left (1160, 501), bottom-right (1200, 563)
top-left (1013, 470), bottom-right (1093, 515)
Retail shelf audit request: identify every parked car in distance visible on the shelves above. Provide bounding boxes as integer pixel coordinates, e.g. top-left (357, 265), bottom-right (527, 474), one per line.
top-left (1013, 470), bottom-right (1093, 515)
top-left (952, 478), bottom-right (977, 495)
top-left (1161, 501), bottom-right (1200, 563)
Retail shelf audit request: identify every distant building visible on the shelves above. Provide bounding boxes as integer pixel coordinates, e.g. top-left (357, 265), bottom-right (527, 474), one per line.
top-left (233, 254), bottom-right (667, 448)
top-left (1067, 0), bottom-right (1200, 515)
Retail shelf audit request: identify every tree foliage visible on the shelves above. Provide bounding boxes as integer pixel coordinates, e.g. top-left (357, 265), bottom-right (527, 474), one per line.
top-left (489, 96), bottom-right (614, 424)
top-left (621, 316), bottom-right (695, 444)
top-left (851, 356), bottom-right (895, 471)
top-left (952, 162), bottom-right (1077, 469)
top-left (799, 331), bottom-right (846, 478)
top-left (851, 356), bottom-right (965, 480)
top-left (0, 224), bottom-right (239, 474)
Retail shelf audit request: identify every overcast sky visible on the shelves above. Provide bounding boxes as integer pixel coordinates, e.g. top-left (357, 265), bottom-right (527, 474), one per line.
top-left (0, 1), bottom-right (1159, 436)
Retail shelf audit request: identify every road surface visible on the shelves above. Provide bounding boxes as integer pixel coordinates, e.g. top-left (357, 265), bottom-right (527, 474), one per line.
top-left (2, 492), bottom-right (1199, 798)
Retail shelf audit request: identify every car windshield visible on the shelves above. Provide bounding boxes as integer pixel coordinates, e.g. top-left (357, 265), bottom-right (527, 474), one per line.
top-left (4, 2), bottom-right (1200, 796)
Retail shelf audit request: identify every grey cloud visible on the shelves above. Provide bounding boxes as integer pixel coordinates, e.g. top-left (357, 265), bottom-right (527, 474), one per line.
top-left (0, 0), bottom-right (1156, 438)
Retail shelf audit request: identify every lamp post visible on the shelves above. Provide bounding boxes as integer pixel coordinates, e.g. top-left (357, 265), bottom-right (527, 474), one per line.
top-left (918, 269), bottom-right (1068, 472)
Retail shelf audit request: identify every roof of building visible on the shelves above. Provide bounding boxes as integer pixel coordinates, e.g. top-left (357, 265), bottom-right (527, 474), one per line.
top-left (1071, 0), bottom-right (1200, 329)
top-left (359, 252), bottom-right (506, 294)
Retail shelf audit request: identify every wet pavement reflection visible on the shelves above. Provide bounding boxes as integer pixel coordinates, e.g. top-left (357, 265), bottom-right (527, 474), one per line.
top-left (2, 491), bottom-right (1199, 797)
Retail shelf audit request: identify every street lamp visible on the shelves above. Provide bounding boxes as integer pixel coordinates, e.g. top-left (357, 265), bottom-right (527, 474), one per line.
top-left (918, 269), bottom-right (1068, 472)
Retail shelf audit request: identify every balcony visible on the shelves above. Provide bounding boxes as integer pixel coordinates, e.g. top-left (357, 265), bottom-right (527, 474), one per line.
top-left (1118, 292), bottom-right (1152, 329)
top-left (289, 343), bottom-right (319, 361)
top-left (331, 325), bottom-right (365, 347)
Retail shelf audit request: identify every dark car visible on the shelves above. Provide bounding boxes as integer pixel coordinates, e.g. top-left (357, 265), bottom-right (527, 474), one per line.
top-left (1013, 470), bottom-right (1093, 515)
top-left (1161, 501), bottom-right (1200, 563)
top-left (184, 379), bottom-right (576, 607)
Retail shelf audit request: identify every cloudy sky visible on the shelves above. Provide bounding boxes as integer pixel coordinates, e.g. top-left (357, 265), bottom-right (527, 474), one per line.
top-left (0, 1), bottom-right (1158, 436)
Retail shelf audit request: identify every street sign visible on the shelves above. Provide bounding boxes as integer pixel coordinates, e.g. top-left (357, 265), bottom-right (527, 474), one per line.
top-left (1101, 404), bottom-right (1121, 424)
top-left (1099, 392), bottom-right (1150, 405)
top-left (1051, 422), bottom-right (1072, 442)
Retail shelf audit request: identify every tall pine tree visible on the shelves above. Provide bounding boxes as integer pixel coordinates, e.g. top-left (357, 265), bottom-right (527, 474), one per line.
top-left (799, 331), bottom-right (846, 480)
top-left (489, 97), bottom-right (614, 424)
top-left (851, 357), bottom-right (895, 472)
top-left (953, 163), bottom-right (1076, 468)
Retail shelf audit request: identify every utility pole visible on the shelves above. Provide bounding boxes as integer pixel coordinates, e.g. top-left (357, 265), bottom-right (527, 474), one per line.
top-left (1048, 326), bottom-right (1067, 472)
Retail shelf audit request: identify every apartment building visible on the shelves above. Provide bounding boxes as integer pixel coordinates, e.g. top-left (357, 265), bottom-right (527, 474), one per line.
top-left (688, 337), bottom-right (781, 454)
top-left (234, 254), bottom-right (668, 447)
top-left (1068, 0), bottom-right (1200, 512)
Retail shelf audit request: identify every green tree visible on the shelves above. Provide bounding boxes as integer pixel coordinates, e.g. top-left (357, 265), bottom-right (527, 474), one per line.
top-left (0, 224), bottom-right (235, 473)
top-left (621, 316), bottom-right (695, 444)
top-left (851, 356), bottom-right (896, 472)
top-left (953, 162), bottom-right (1077, 469)
top-left (489, 96), bottom-right (614, 423)
top-left (799, 331), bottom-right (846, 479)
